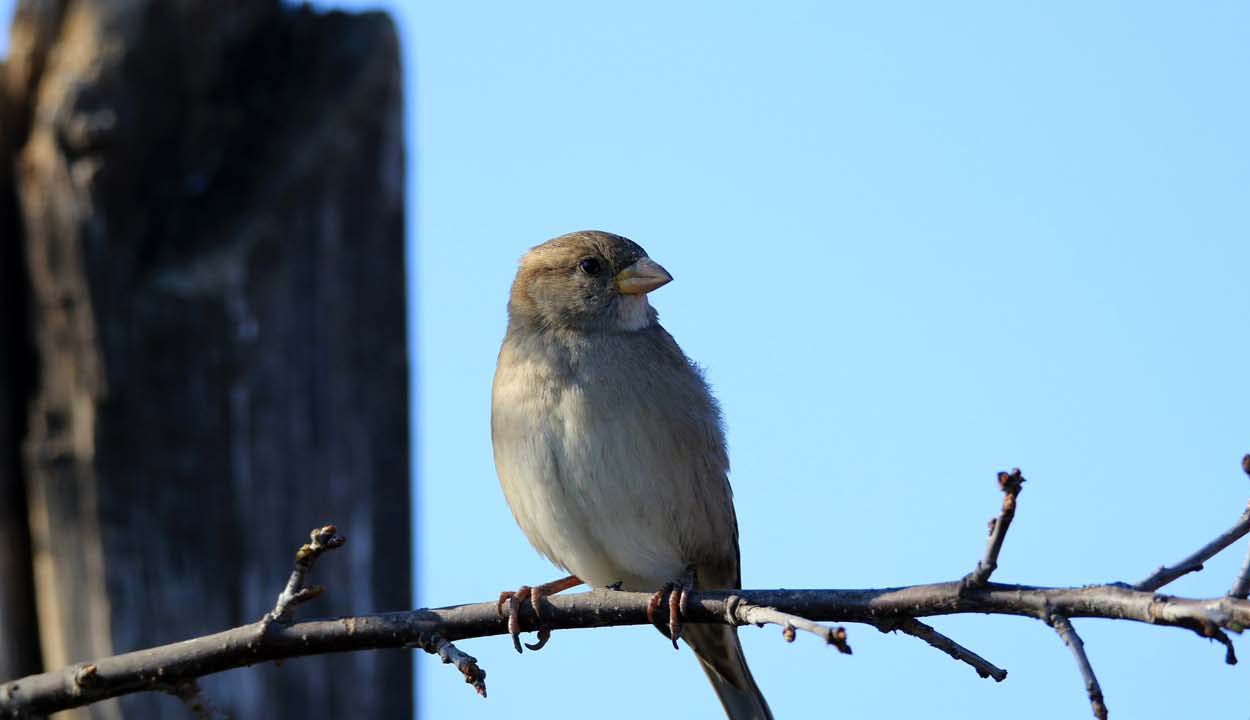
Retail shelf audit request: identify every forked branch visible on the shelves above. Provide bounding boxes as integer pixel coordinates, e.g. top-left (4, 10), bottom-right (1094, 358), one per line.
top-left (3, 458), bottom-right (1249, 718)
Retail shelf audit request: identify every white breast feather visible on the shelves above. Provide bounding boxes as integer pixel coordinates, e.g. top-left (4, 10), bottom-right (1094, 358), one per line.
top-left (492, 339), bottom-right (688, 589)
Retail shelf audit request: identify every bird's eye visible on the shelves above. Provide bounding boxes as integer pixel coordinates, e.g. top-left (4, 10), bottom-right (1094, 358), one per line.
top-left (578, 257), bottom-right (602, 275)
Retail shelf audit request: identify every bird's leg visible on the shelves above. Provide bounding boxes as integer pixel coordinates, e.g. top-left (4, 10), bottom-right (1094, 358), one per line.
top-left (496, 574), bottom-right (582, 653)
top-left (647, 564), bottom-right (697, 650)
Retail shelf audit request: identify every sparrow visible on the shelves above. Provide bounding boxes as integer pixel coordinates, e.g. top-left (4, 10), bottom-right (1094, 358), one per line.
top-left (491, 230), bottom-right (772, 719)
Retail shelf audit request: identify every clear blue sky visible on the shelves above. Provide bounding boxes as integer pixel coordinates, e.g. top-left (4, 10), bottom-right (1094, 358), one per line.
top-left (6, 2), bottom-right (1250, 718)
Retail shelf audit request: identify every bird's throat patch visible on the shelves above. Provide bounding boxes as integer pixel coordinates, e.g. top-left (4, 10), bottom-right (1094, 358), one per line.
top-left (615, 294), bottom-right (653, 331)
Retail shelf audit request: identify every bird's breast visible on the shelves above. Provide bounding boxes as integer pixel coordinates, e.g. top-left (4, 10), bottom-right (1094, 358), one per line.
top-left (491, 331), bottom-right (734, 589)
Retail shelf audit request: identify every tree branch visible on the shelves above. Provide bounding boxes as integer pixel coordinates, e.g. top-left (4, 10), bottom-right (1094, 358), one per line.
top-left (1228, 454), bottom-right (1250, 600)
top-left (422, 633), bottom-right (487, 698)
top-left (268, 524), bottom-right (345, 624)
top-left (3, 460), bottom-right (1250, 716)
top-left (1048, 615), bottom-right (1108, 720)
top-left (2, 582), bottom-right (1246, 716)
top-left (1135, 455), bottom-right (1250, 593)
top-left (726, 594), bottom-right (851, 653)
top-left (963, 468), bottom-right (1025, 588)
top-left (1134, 504), bottom-right (1250, 592)
top-left (874, 617), bottom-right (1008, 682)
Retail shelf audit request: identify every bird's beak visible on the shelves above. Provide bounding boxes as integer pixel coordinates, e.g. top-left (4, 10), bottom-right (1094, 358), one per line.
top-left (615, 256), bottom-right (673, 295)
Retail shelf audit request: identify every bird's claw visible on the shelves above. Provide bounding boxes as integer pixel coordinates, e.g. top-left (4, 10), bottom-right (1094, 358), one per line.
top-left (497, 585), bottom-right (533, 653)
top-left (647, 569), bottom-right (695, 650)
top-left (524, 628), bottom-right (551, 651)
top-left (496, 575), bottom-right (581, 654)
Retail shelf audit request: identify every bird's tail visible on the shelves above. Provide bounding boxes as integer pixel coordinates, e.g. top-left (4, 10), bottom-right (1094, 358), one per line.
top-left (684, 623), bottom-right (773, 720)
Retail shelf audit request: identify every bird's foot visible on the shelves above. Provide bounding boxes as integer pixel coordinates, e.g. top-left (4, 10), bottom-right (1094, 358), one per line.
top-left (496, 574), bottom-right (582, 653)
top-left (647, 565), bottom-right (696, 650)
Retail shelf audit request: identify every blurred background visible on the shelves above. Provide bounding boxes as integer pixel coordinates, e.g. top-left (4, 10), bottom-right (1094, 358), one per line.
top-left (3, 1), bottom-right (1249, 718)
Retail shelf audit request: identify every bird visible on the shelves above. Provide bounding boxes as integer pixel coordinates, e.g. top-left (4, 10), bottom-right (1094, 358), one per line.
top-left (491, 230), bottom-right (772, 719)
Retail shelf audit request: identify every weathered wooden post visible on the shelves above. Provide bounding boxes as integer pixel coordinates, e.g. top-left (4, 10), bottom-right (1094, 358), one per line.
top-left (0, 2), bottom-right (411, 717)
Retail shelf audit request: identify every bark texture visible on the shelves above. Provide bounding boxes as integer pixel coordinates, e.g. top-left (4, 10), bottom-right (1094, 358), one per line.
top-left (0, 1), bottom-right (411, 717)
top-left (0, 2), bottom-right (42, 686)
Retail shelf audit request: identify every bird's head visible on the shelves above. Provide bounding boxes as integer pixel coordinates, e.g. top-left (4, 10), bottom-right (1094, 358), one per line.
top-left (508, 230), bottom-right (672, 334)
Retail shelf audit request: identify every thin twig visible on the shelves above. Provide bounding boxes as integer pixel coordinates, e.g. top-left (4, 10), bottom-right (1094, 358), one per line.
top-left (1048, 615), bottom-right (1107, 720)
top-left (1209, 626), bottom-right (1239, 665)
top-left (874, 617), bottom-right (1007, 681)
top-left (725, 595), bottom-right (851, 653)
top-left (1230, 549), bottom-right (1250, 600)
top-left (168, 679), bottom-right (221, 720)
top-left (964, 469), bottom-right (1025, 588)
top-left (1228, 455), bottom-right (1250, 600)
top-left (1134, 498), bottom-right (1250, 592)
top-left (268, 524), bottom-right (345, 624)
top-left (416, 634), bottom-right (487, 698)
